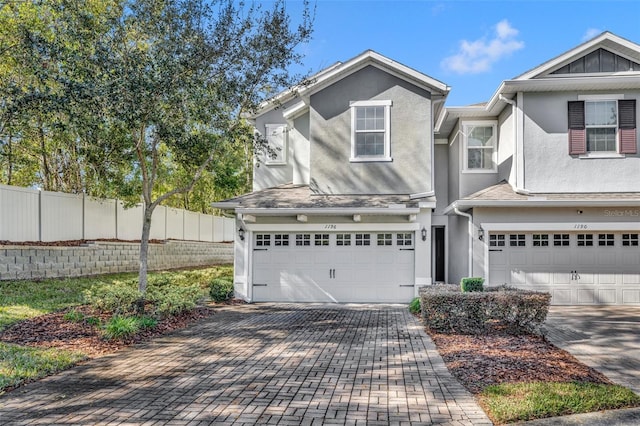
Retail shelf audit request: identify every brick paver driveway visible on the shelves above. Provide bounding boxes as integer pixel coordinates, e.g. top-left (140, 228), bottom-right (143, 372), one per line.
top-left (0, 304), bottom-right (490, 425)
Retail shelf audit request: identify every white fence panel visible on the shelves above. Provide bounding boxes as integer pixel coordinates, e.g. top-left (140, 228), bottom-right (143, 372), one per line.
top-left (199, 214), bottom-right (213, 242)
top-left (84, 197), bottom-right (116, 240)
top-left (150, 205), bottom-right (167, 240)
top-left (41, 191), bottom-right (83, 242)
top-left (0, 185), bottom-right (39, 241)
top-left (183, 210), bottom-right (199, 241)
top-left (213, 216), bottom-right (224, 243)
top-left (223, 217), bottom-right (235, 242)
top-left (165, 207), bottom-right (184, 240)
top-left (117, 202), bottom-right (143, 240)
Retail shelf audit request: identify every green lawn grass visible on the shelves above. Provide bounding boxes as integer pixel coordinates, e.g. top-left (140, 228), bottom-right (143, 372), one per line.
top-left (0, 265), bottom-right (233, 395)
top-left (0, 343), bottom-right (86, 395)
top-left (479, 381), bottom-right (640, 424)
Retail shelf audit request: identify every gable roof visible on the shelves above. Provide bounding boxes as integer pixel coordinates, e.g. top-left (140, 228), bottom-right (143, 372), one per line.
top-left (251, 50), bottom-right (450, 119)
top-left (436, 31), bottom-right (640, 137)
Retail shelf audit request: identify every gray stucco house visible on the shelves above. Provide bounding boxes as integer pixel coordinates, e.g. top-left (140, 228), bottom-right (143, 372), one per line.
top-left (215, 32), bottom-right (640, 305)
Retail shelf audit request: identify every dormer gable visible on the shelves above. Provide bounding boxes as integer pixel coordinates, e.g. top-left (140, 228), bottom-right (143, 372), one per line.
top-left (516, 31), bottom-right (640, 80)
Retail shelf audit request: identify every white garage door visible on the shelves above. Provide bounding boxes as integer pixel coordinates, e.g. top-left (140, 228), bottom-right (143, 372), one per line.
top-left (489, 232), bottom-right (640, 305)
top-left (252, 232), bottom-right (415, 303)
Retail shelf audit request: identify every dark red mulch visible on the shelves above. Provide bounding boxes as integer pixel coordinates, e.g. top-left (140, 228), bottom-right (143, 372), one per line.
top-left (0, 305), bottom-right (216, 358)
top-left (429, 329), bottom-right (612, 394)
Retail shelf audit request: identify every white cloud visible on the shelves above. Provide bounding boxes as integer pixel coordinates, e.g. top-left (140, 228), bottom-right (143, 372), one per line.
top-left (582, 28), bottom-right (602, 42)
top-left (441, 20), bottom-right (525, 74)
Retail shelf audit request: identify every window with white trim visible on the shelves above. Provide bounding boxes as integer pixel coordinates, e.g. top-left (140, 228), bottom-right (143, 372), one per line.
top-left (355, 234), bottom-right (371, 246)
top-left (264, 124), bottom-right (287, 165)
top-left (377, 233), bottom-right (392, 246)
top-left (554, 234), bottom-right (570, 247)
top-left (586, 101), bottom-right (618, 152)
top-left (350, 100), bottom-right (392, 161)
top-left (336, 234), bottom-right (351, 246)
top-left (397, 233), bottom-right (413, 247)
top-left (577, 234), bottom-right (594, 247)
top-left (314, 234), bottom-right (329, 246)
top-left (274, 234), bottom-right (289, 246)
top-left (462, 121), bottom-right (497, 172)
top-left (489, 234), bottom-right (505, 247)
top-left (256, 234), bottom-right (270, 246)
top-left (509, 234), bottom-right (526, 247)
top-left (598, 233), bottom-right (615, 247)
top-left (622, 234), bottom-right (639, 247)
top-left (532, 234), bottom-right (549, 247)
top-left (295, 234), bottom-right (310, 246)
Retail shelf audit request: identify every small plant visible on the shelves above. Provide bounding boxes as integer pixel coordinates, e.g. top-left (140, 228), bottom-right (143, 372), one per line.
top-left (85, 316), bottom-right (101, 327)
top-left (209, 278), bottom-right (234, 302)
top-left (149, 284), bottom-right (202, 316)
top-left (137, 316), bottom-right (158, 329)
top-left (408, 297), bottom-right (421, 314)
top-left (63, 309), bottom-right (84, 322)
top-left (102, 316), bottom-right (140, 340)
top-left (84, 280), bottom-right (140, 315)
top-left (461, 277), bottom-right (484, 292)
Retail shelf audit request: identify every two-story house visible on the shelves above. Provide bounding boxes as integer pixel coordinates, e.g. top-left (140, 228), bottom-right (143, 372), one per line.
top-left (215, 32), bottom-right (640, 305)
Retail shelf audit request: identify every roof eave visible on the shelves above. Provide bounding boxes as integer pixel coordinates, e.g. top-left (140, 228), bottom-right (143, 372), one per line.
top-left (445, 198), bottom-right (640, 214)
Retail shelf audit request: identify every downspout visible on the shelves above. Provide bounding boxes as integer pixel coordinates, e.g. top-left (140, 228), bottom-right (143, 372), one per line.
top-left (453, 206), bottom-right (473, 277)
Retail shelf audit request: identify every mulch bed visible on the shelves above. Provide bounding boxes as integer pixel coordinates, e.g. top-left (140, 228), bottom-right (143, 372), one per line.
top-left (0, 304), bottom-right (224, 358)
top-left (428, 329), bottom-right (612, 394)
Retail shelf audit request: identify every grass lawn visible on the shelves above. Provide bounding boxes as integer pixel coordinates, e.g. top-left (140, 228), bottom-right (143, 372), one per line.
top-left (0, 265), bottom-right (233, 395)
top-left (479, 381), bottom-right (640, 424)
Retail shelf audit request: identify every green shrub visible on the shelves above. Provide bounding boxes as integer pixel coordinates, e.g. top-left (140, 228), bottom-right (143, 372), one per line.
top-left (102, 316), bottom-right (140, 340)
top-left (420, 284), bottom-right (551, 335)
top-left (148, 284), bottom-right (202, 316)
top-left (409, 297), bottom-right (421, 314)
top-left (209, 278), bottom-right (234, 302)
top-left (85, 316), bottom-right (101, 327)
top-left (84, 280), bottom-right (140, 315)
top-left (63, 309), bottom-right (84, 322)
top-left (137, 316), bottom-right (158, 329)
top-left (461, 277), bottom-right (484, 292)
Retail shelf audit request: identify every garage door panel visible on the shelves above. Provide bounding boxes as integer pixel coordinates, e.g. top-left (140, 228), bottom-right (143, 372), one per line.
top-left (488, 232), bottom-right (640, 305)
top-left (252, 232), bottom-right (415, 303)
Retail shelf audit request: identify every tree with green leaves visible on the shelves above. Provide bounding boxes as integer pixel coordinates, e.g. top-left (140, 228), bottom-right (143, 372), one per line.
top-left (88, 0), bottom-right (312, 308)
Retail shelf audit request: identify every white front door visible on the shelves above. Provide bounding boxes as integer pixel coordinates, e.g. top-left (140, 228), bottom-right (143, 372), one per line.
top-left (488, 232), bottom-right (640, 305)
top-left (252, 232), bottom-right (415, 303)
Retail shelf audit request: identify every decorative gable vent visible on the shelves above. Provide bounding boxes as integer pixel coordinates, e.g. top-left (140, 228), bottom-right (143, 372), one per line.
top-left (552, 49), bottom-right (640, 74)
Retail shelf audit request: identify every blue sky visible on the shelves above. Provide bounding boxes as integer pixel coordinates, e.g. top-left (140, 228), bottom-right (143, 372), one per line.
top-left (281, 0), bottom-right (640, 106)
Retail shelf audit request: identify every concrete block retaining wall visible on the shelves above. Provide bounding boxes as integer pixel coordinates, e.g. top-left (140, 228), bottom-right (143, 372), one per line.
top-left (0, 241), bottom-right (233, 281)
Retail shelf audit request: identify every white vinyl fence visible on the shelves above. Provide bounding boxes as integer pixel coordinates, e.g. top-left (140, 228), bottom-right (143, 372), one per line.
top-left (0, 184), bottom-right (235, 242)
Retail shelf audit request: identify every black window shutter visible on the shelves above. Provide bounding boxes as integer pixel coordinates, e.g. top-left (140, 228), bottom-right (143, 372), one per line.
top-left (568, 101), bottom-right (586, 154)
top-left (619, 99), bottom-right (637, 154)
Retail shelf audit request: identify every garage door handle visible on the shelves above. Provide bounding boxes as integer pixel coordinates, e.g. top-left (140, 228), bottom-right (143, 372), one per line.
top-left (399, 284), bottom-right (415, 287)
top-left (254, 249), bottom-right (268, 251)
top-left (399, 248), bottom-right (414, 251)
top-left (489, 249), bottom-right (503, 252)
top-left (253, 284), bottom-right (267, 287)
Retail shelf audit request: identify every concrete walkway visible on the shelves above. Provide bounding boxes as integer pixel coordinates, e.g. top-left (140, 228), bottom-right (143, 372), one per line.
top-left (0, 304), bottom-right (491, 425)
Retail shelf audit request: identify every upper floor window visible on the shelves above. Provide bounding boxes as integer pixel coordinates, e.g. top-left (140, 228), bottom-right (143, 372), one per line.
top-left (462, 121), bottom-right (497, 172)
top-left (350, 100), bottom-right (392, 162)
top-left (264, 124), bottom-right (287, 165)
top-left (568, 98), bottom-right (636, 156)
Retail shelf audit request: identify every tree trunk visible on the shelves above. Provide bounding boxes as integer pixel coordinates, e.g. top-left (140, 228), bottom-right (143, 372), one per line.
top-left (38, 121), bottom-right (51, 190)
top-left (137, 204), bottom-right (155, 313)
top-left (6, 130), bottom-right (13, 185)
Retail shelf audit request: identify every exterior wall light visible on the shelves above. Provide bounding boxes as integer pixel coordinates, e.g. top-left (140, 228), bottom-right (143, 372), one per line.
top-left (421, 227), bottom-right (427, 241)
top-left (238, 227), bottom-right (245, 241)
top-left (478, 228), bottom-right (484, 241)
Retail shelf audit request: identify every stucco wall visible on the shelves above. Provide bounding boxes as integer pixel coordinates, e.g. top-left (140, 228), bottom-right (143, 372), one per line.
top-left (253, 105), bottom-right (295, 191)
top-left (309, 65), bottom-right (433, 195)
top-left (0, 241), bottom-right (233, 281)
top-left (522, 91), bottom-right (640, 192)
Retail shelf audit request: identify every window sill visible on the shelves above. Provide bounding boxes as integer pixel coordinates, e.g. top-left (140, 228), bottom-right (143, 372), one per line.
top-left (462, 168), bottom-right (498, 174)
top-left (578, 153), bottom-right (625, 159)
top-left (349, 156), bottom-right (393, 163)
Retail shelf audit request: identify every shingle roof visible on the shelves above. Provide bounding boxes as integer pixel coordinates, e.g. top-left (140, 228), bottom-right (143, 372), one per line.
top-left (214, 184), bottom-right (422, 209)
top-left (464, 181), bottom-right (640, 202)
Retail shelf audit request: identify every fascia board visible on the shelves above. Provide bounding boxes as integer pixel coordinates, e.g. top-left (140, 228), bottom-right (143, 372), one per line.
top-left (236, 207), bottom-right (421, 216)
top-left (447, 199), bottom-right (640, 213)
top-left (211, 202), bottom-right (240, 209)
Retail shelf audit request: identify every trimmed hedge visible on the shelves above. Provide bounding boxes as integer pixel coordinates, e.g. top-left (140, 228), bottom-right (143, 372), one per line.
top-left (461, 277), bottom-right (484, 292)
top-left (420, 284), bottom-right (551, 335)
